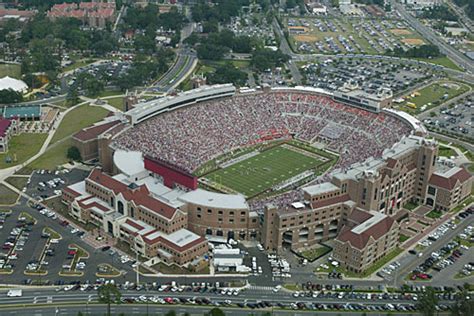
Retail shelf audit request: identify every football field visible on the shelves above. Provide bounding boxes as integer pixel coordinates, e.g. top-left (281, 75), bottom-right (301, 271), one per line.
top-left (205, 145), bottom-right (323, 197)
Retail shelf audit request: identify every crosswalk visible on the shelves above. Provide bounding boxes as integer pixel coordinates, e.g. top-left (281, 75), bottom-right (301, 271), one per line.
top-left (248, 285), bottom-right (274, 291)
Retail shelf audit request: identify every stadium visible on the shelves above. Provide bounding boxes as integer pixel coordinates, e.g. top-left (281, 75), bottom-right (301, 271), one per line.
top-left (66, 84), bottom-right (472, 266)
top-left (112, 84), bottom-right (420, 208)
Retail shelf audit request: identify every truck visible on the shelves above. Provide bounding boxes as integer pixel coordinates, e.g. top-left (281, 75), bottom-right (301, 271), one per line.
top-left (7, 289), bottom-right (22, 297)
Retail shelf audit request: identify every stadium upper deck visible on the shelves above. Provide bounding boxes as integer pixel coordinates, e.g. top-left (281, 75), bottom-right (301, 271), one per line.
top-left (114, 86), bottom-right (415, 180)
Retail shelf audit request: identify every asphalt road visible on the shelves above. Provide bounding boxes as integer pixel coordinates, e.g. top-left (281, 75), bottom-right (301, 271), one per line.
top-left (391, 1), bottom-right (474, 74)
top-left (0, 304), bottom-right (451, 316)
top-left (149, 50), bottom-right (197, 93)
top-left (0, 287), bottom-right (452, 313)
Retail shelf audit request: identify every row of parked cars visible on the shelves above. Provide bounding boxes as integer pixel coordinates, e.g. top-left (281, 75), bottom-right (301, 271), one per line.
top-left (457, 206), bottom-right (473, 220)
top-left (1, 216), bottom-right (34, 270)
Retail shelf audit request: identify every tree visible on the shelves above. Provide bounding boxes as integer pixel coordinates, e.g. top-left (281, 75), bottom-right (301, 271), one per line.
top-left (66, 87), bottom-right (79, 106)
top-left (0, 89), bottom-right (24, 104)
top-left (251, 48), bottom-right (290, 72)
top-left (417, 287), bottom-right (438, 316)
top-left (67, 146), bottom-right (82, 162)
top-left (208, 63), bottom-right (247, 86)
top-left (165, 311), bottom-right (177, 316)
top-left (206, 308), bottom-right (226, 316)
top-left (97, 284), bottom-right (121, 316)
top-left (451, 286), bottom-right (474, 316)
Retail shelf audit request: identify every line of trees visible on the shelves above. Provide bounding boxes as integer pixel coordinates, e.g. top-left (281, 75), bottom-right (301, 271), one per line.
top-left (386, 44), bottom-right (442, 59)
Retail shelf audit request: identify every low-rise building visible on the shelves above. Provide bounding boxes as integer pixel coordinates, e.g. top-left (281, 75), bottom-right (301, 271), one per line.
top-left (427, 166), bottom-right (473, 211)
top-left (333, 209), bottom-right (399, 273)
top-left (47, 1), bottom-right (116, 29)
top-left (62, 167), bottom-right (208, 266)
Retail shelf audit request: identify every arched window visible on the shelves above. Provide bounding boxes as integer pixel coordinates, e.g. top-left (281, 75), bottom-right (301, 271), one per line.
top-left (117, 201), bottom-right (124, 215)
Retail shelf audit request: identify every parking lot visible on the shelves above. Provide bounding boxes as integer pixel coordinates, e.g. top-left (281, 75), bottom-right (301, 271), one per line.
top-left (301, 58), bottom-right (432, 94)
top-left (422, 92), bottom-right (473, 140)
top-left (377, 208), bottom-right (474, 284)
top-left (286, 17), bottom-right (425, 55)
top-left (26, 168), bottom-right (89, 201)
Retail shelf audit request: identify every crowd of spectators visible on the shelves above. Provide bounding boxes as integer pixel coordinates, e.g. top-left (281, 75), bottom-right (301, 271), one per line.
top-left (114, 91), bottom-right (412, 207)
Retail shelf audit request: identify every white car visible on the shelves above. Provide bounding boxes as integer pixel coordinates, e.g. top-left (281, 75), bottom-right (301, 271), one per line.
top-left (273, 285), bottom-right (282, 293)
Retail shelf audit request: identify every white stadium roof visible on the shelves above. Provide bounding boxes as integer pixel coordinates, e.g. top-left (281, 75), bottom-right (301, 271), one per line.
top-left (0, 76), bottom-right (28, 93)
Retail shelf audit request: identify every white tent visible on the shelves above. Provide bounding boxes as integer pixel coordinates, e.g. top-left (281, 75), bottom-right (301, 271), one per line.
top-left (0, 76), bottom-right (28, 93)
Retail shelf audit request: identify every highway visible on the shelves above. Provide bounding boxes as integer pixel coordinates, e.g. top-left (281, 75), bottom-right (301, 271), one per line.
top-left (147, 49), bottom-right (197, 94)
top-left (0, 287), bottom-right (455, 315)
top-left (0, 304), bottom-right (454, 316)
top-left (391, 0), bottom-right (474, 74)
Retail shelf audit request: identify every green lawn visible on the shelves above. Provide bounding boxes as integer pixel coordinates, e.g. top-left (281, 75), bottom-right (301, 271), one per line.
top-left (415, 57), bottom-right (462, 71)
top-left (4, 176), bottom-right (28, 190)
top-left (402, 81), bottom-right (470, 114)
top-left (399, 234), bottom-right (410, 243)
top-left (50, 105), bottom-right (109, 144)
top-left (19, 211), bottom-right (36, 224)
top-left (404, 201), bottom-right (419, 211)
top-left (205, 145), bottom-right (323, 197)
top-left (105, 97), bottom-right (124, 111)
top-left (25, 138), bottom-right (73, 173)
top-left (468, 164), bottom-right (474, 173)
top-left (97, 90), bottom-right (122, 98)
top-left (426, 209), bottom-right (443, 219)
top-left (438, 146), bottom-right (457, 158)
top-left (44, 227), bottom-right (61, 240)
top-left (0, 63), bottom-right (21, 79)
top-left (0, 184), bottom-right (18, 205)
top-left (299, 245), bottom-right (331, 261)
top-left (346, 247), bottom-right (403, 278)
top-left (0, 133), bottom-right (47, 169)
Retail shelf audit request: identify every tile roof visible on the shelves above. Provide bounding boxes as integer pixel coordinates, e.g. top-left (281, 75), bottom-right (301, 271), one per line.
top-left (337, 213), bottom-right (395, 249)
top-left (87, 169), bottom-right (178, 219)
top-left (73, 119), bottom-right (118, 142)
top-left (347, 208), bottom-right (373, 225)
top-left (429, 168), bottom-right (472, 190)
top-left (142, 229), bottom-right (207, 252)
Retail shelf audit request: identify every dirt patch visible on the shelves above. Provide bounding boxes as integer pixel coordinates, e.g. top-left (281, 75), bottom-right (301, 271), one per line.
top-left (442, 82), bottom-right (461, 90)
top-left (288, 26), bottom-right (309, 33)
top-left (402, 38), bottom-right (424, 46)
top-left (390, 28), bottom-right (412, 35)
top-left (294, 34), bottom-right (318, 42)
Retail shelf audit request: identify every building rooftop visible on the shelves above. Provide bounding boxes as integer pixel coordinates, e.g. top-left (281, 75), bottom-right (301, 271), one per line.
top-left (113, 150), bottom-right (144, 176)
top-left (303, 182), bottom-right (339, 196)
top-left (337, 210), bottom-right (395, 249)
top-left (179, 189), bottom-right (248, 210)
top-left (429, 167), bottom-right (471, 190)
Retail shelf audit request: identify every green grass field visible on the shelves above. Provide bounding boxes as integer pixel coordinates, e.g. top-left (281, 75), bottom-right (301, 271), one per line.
top-left (402, 81), bottom-right (470, 114)
top-left (50, 105), bottom-right (109, 145)
top-left (415, 57), bottom-right (462, 71)
top-left (205, 145), bottom-right (323, 197)
top-left (0, 133), bottom-right (47, 169)
top-left (0, 63), bottom-right (21, 79)
top-left (104, 97), bottom-right (124, 111)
